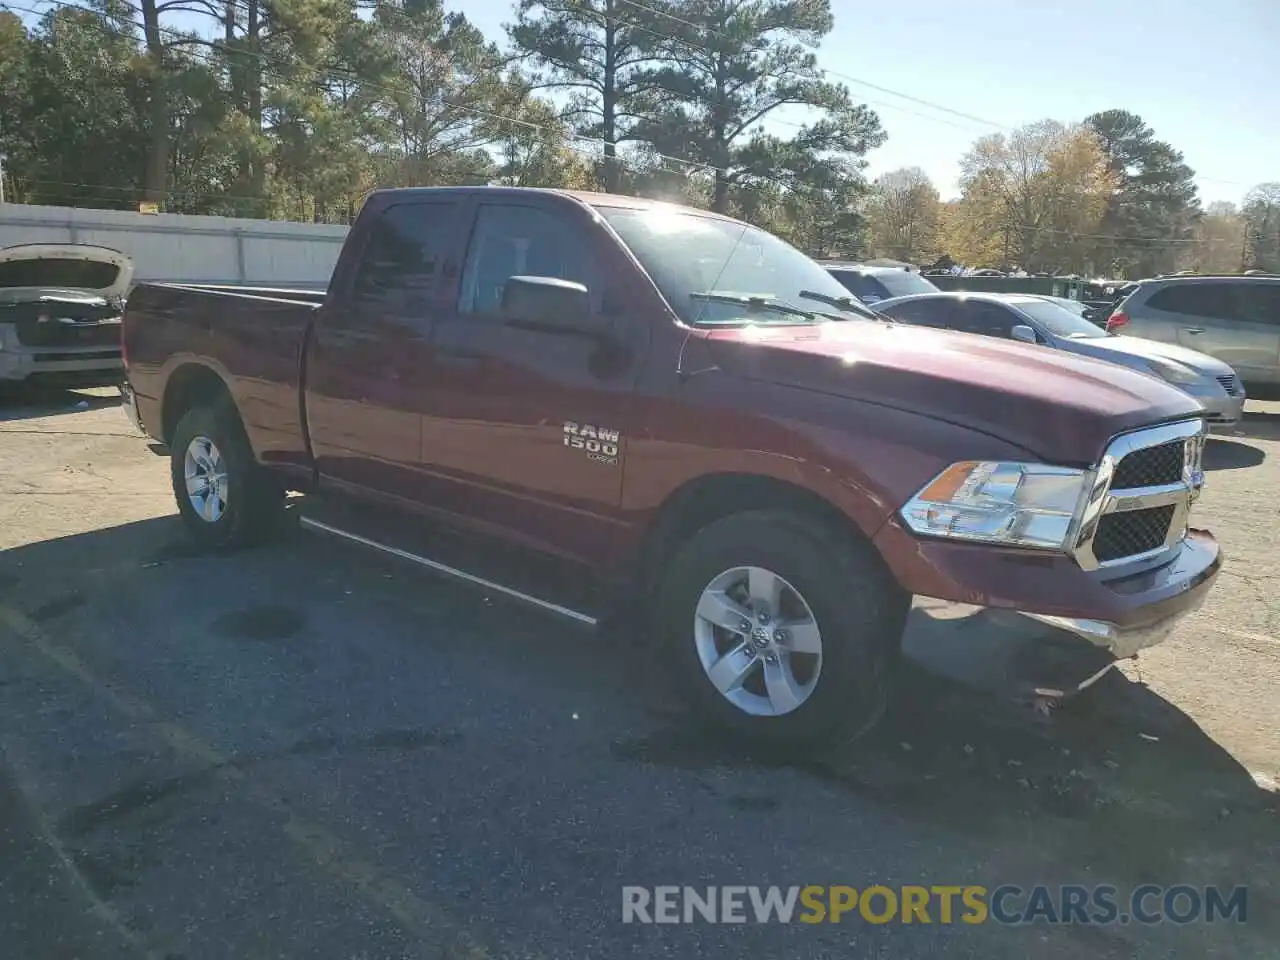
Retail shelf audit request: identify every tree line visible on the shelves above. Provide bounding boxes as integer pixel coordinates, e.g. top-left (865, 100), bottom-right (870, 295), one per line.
top-left (865, 115), bottom-right (1280, 278)
top-left (1, 0), bottom-right (1276, 279)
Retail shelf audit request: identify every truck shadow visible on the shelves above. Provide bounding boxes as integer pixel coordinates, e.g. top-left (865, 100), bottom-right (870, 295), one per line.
top-left (1204, 437), bottom-right (1265, 470)
top-left (0, 385), bottom-right (121, 422)
top-left (2, 514), bottom-right (1274, 912)
top-left (1232, 407), bottom-right (1280, 442)
top-left (617, 605), bottom-right (1277, 901)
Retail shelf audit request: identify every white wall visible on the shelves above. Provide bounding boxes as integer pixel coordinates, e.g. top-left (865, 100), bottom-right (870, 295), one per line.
top-left (0, 203), bottom-right (350, 290)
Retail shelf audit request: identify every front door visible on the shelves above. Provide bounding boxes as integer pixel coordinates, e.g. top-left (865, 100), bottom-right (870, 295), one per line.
top-left (418, 199), bottom-right (645, 567)
top-left (304, 199), bottom-right (463, 503)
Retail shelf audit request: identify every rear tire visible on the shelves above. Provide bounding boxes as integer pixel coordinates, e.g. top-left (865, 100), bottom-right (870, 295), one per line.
top-left (657, 509), bottom-right (906, 752)
top-left (169, 400), bottom-right (283, 550)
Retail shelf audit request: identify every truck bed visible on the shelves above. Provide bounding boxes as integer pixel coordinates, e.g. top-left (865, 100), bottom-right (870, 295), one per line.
top-left (122, 282), bottom-right (321, 474)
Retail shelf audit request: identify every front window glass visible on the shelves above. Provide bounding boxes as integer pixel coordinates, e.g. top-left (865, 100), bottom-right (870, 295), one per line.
top-left (598, 205), bottom-right (877, 326)
top-left (1010, 298), bottom-right (1107, 338)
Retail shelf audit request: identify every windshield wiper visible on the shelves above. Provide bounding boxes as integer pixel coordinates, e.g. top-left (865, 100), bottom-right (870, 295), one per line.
top-left (689, 291), bottom-right (826, 323)
top-left (797, 289), bottom-right (892, 323)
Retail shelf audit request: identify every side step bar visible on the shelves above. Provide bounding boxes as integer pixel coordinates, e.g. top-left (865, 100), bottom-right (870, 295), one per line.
top-left (298, 516), bottom-right (599, 627)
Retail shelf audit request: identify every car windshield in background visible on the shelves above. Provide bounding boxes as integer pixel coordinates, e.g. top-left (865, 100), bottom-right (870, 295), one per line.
top-left (598, 206), bottom-right (877, 326)
top-left (1011, 297), bottom-right (1107, 339)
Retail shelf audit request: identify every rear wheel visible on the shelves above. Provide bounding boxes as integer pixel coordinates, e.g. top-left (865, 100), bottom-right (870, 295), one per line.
top-left (169, 401), bottom-right (283, 550)
top-left (658, 509), bottom-right (906, 751)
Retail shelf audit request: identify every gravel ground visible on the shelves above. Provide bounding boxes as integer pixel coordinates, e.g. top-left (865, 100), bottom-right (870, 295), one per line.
top-left (1, 387), bottom-right (1277, 959)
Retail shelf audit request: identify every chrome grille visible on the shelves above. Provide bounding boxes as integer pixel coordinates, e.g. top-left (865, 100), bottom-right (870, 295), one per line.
top-left (1093, 505), bottom-right (1177, 563)
top-left (1111, 440), bottom-right (1184, 489)
top-left (1071, 419), bottom-right (1205, 571)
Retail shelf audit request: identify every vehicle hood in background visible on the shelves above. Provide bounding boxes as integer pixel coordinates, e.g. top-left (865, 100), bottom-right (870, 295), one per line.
top-left (1062, 333), bottom-right (1235, 377)
top-left (703, 321), bottom-right (1205, 465)
top-left (0, 244), bottom-right (134, 300)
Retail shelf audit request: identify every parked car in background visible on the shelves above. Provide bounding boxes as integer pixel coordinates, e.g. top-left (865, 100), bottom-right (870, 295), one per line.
top-left (822, 262), bottom-right (940, 304)
top-left (121, 187), bottom-right (1220, 752)
top-left (0, 243), bottom-right (131, 390)
top-left (875, 291), bottom-right (1247, 429)
top-left (1108, 275), bottom-right (1280, 399)
top-left (1036, 294), bottom-right (1109, 328)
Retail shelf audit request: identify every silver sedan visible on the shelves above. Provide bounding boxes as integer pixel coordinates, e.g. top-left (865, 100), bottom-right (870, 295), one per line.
top-left (874, 291), bottom-right (1247, 430)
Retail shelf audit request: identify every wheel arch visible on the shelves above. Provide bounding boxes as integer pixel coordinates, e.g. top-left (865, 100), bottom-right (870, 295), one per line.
top-left (631, 472), bottom-right (890, 598)
top-left (161, 362), bottom-right (234, 445)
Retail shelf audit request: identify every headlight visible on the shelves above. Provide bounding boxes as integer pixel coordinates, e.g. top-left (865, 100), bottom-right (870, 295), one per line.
top-left (1146, 358), bottom-right (1200, 385)
top-left (901, 461), bottom-right (1088, 550)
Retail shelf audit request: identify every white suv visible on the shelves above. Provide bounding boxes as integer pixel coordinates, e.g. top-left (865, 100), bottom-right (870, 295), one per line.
top-left (1109, 276), bottom-right (1280, 400)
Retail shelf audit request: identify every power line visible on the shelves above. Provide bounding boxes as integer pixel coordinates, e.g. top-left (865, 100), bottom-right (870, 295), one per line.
top-left (611, 0), bottom-right (1010, 130)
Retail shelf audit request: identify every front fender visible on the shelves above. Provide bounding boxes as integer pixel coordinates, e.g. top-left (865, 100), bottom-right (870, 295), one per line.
top-left (616, 372), bottom-right (1035, 559)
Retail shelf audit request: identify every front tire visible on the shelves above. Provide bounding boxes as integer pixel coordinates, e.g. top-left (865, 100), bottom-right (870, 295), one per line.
top-left (169, 401), bottom-right (283, 550)
top-left (657, 509), bottom-right (907, 751)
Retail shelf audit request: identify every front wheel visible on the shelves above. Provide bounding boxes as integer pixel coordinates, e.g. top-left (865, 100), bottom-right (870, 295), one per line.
top-left (169, 401), bottom-right (283, 550)
top-left (658, 509), bottom-right (907, 751)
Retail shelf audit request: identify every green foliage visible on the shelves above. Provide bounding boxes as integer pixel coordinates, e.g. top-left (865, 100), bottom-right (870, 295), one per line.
top-left (1, 2), bottom-right (148, 208)
top-left (627, 0), bottom-right (883, 216)
top-left (0, 0), bottom-right (1250, 277)
top-left (1085, 109), bottom-right (1202, 277)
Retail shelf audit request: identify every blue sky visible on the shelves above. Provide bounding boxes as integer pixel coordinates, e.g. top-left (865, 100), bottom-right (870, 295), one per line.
top-left (13, 0), bottom-right (1278, 205)
top-left (461, 0), bottom-right (1279, 207)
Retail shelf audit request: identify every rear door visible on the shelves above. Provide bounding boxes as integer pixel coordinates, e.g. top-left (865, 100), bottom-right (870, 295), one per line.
top-left (304, 199), bottom-right (463, 502)
top-left (1145, 281), bottom-right (1280, 385)
top-left (949, 299), bottom-right (1020, 339)
top-left (418, 198), bottom-right (644, 567)
top-left (878, 296), bottom-right (957, 328)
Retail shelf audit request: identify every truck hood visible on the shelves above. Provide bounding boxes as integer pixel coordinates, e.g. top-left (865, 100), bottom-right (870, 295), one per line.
top-left (0, 244), bottom-right (133, 300)
top-left (1061, 333), bottom-right (1235, 377)
top-left (702, 321), bottom-right (1204, 465)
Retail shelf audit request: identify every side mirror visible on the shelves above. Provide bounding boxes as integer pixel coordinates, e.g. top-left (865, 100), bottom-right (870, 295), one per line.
top-left (501, 276), bottom-right (594, 335)
top-left (1010, 324), bottom-right (1038, 344)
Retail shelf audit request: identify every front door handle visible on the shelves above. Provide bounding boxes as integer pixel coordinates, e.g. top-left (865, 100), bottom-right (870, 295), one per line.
top-left (1182, 327), bottom-right (1205, 335)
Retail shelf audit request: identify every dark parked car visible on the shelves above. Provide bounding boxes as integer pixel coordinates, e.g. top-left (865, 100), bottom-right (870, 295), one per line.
top-left (822, 262), bottom-right (940, 304)
top-left (120, 187), bottom-right (1220, 750)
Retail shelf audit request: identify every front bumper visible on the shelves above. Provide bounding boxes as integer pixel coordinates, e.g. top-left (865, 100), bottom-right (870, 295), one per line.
top-left (1178, 379), bottom-right (1247, 429)
top-left (878, 520), bottom-right (1221, 660)
top-left (1198, 391), bottom-right (1247, 430)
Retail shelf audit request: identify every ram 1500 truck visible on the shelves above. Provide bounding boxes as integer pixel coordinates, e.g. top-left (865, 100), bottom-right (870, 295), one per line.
top-left (120, 187), bottom-right (1220, 748)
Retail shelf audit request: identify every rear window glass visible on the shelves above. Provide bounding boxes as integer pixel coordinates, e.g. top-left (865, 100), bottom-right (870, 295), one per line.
top-left (872, 270), bottom-right (940, 299)
top-left (829, 270), bottom-right (889, 302)
top-left (879, 298), bottom-right (951, 327)
top-left (1146, 283), bottom-right (1233, 318)
top-left (0, 258), bottom-right (120, 290)
top-left (1146, 281), bottom-right (1280, 324)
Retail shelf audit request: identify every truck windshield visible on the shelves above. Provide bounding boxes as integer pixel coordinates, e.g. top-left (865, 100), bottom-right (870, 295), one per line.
top-left (598, 206), bottom-right (878, 326)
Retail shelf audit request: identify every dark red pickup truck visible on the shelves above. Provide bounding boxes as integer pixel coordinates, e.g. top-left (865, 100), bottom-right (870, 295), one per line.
top-left (121, 186), bottom-right (1220, 748)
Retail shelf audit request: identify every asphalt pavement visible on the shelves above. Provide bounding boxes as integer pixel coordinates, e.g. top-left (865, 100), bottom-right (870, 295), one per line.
top-left (1, 389), bottom-right (1276, 959)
